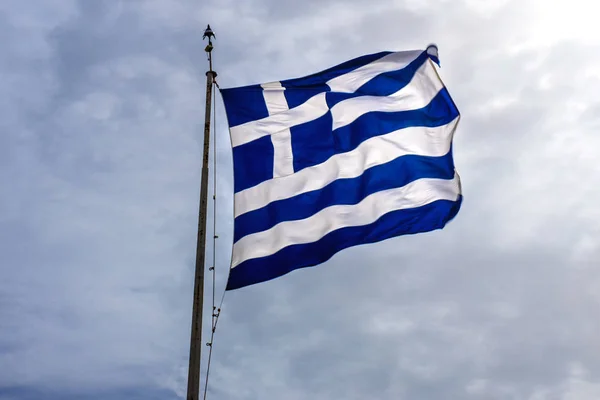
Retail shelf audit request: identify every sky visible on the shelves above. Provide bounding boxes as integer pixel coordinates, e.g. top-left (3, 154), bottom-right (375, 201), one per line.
top-left (1, 0), bottom-right (600, 399)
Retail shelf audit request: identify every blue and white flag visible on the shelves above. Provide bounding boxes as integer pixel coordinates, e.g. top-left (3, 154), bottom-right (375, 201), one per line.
top-left (220, 45), bottom-right (462, 290)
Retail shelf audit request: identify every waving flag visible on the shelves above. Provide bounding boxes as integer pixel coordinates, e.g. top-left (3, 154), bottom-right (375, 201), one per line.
top-left (220, 45), bottom-right (462, 290)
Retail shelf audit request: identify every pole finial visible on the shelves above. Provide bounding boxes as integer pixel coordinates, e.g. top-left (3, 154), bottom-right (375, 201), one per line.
top-left (203, 24), bottom-right (215, 53)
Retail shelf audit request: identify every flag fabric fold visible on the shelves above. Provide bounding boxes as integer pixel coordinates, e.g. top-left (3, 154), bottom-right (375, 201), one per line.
top-left (220, 46), bottom-right (462, 290)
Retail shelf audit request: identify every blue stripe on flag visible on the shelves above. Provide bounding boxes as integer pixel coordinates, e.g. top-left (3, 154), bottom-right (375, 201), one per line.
top-left (333, 88), bottom-right (459, 153)
top-left (284, 51), bottom-right (430, 112)
top-left (226, 197), bottom-right (462, 290)
top-left (355, 52), bottom-right (429, 96)
top-left (281, 51), bottom-right (392, 109)
top-left (282, 51), bottom-right (432, 111)
top-left (233, 151), bottom-right (456, 242)
top-left (282, 51), bottom-right (392, 88)
top-left (326, 51), bottom-right (430, 109)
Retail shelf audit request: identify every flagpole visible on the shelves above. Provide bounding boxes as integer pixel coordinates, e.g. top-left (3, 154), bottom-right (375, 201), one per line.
top-left (187, 24), bottom-right (216, 400)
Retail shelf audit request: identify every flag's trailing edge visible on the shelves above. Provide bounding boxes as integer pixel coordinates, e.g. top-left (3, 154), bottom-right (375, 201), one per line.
top-left (220, 46), bottom-right (461, 290)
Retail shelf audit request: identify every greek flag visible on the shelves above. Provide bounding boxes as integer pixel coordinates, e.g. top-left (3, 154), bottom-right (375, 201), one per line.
top-left (220, 45), bottom-right (462, 291)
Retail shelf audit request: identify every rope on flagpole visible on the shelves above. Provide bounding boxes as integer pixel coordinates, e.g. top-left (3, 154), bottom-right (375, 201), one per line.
top-left (201, 58), bottom-right (228, 400)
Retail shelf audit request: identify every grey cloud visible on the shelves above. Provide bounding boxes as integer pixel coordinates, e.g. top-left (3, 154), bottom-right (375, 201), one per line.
top-left (2, 0), bottom-right (600, 399)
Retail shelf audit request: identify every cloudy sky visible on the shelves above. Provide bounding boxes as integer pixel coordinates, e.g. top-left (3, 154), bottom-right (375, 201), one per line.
top-left (2, 0), bottom-right (600, 399)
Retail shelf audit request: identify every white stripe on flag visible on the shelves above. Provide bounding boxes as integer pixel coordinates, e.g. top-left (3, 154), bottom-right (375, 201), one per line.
top-left (231, 173), bottom-right (461, 268)
top-left (233, 117), bottom-right (459, 218)
top-left (326, 50), bottom-right (422, 93)
top-left (261, 82), bottom-right (294, 177)
top-left (331, 60), bottom-right (443, 131)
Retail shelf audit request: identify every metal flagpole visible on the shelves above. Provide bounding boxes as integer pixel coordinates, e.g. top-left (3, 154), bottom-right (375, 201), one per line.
top-left (187, 24), bottom-right (216, 400)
